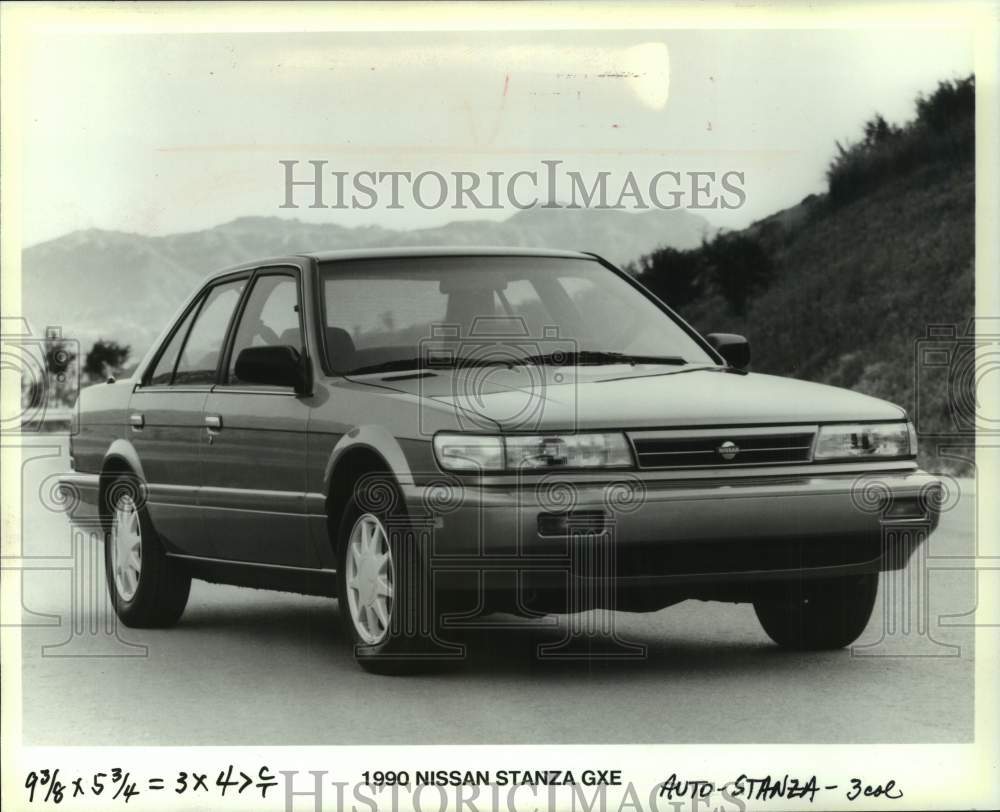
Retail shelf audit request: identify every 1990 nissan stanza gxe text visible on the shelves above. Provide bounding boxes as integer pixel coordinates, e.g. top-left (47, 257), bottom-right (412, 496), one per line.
top-left (60, 248), bottom-right (942, 673)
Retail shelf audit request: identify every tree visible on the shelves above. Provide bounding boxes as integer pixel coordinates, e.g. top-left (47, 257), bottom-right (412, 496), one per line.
top-left (916, 76), bottom-right (974, 133)
top-left (84, 339), bottom-right (131, 382)
top-left (634, 246), bottom-right (706, 309)
top-left (862, 114), bottom-right (902, 148)
top-left (702, 232), bottom-right (774, 317)
top-left (633, 230), bottom-right (774, 317)
top-left (44, 333), bottom-right (75, 379)
top-left (43, 329), bottom-right (77, 406)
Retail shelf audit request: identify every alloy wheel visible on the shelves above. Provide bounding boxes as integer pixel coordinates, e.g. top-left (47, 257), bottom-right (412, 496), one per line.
top-left (345, 512), bottom-right (395, 644)
top-left (111, 494), bottom-right (142, 601)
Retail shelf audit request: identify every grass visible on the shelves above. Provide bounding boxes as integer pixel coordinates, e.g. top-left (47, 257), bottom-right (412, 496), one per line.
top-left (633, 77), bottom-right (976, 474)
top-left (675, 161), bottom-right (974, 474)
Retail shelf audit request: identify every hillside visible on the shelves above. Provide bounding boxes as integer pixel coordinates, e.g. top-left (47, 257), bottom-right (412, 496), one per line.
top-left (21, 207), bottom-right (712, 359)
top-left (632, 77), bottom-right (975, 474)
top-left (680, 161), bottom-right (972, 473)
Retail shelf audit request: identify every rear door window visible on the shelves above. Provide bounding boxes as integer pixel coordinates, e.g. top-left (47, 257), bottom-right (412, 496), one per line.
top-left (147, 300), bottom-right (201, 385)
top-left (172, 278), bottom-right (246, 385)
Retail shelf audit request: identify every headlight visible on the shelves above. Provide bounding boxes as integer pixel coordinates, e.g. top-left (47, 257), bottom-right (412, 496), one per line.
top-left (813, 422), bottom-right (913, 461)
top-left (505, 433), bottom-right (632, 470)
top-left (432, 435), bottom-right (504, 472)
top-left (433, 432), bottom-right (633, 472)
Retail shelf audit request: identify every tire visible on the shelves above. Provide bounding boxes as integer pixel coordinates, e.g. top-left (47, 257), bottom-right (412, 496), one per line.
top-left (753, 572), bottom-right (878, 650)
top-left (103, 475), bottom-right (191, 628)
top-left (335, 475), bottom-right (443, 675)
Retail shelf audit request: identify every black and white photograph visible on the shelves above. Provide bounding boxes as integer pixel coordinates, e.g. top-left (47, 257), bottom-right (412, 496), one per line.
top-left (1, 2), bottom-right (997, 811)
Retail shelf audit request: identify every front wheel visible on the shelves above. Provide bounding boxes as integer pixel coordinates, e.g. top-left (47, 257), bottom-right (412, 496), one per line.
top-left (103, 476), bottom-right (191, 628)
top-left (753, 572), bottom-right (878, 650)
top-left (336, 479), bottom-right (446, 675)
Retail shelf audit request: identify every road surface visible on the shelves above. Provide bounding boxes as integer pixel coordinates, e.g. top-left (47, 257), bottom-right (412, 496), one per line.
top-left (13, 437), bottom-right (976, 744)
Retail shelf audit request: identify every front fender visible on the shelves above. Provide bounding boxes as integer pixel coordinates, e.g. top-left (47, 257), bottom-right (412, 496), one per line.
top-left (323, 425), bottom-right (415, 494)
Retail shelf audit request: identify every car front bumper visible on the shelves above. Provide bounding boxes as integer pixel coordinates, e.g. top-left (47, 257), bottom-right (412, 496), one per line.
top-left (400, 467), bottom-right (942, 606)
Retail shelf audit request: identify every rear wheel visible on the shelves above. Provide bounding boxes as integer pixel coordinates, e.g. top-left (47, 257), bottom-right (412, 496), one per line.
top-left (753, 572), bottom-right (878, 650)
top-left (103, 476), bottom-right (191, 628)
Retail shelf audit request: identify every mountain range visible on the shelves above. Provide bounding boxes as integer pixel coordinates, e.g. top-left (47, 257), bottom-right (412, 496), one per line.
top-left (21, 207), bottom-right (712, 358)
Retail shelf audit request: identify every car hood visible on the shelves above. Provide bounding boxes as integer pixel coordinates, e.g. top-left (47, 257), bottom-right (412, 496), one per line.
top-left (364, 365), bottom-right (906, 431)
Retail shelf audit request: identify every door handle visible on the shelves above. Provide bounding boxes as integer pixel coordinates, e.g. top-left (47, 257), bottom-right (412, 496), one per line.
top-left (129, 413), bottom-right (144, 429)
top-left (204, 414), bottom-right (223, 431)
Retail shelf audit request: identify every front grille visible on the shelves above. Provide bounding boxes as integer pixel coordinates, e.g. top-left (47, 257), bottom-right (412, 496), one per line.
top-left (629, 427), bottom-right (816, 470)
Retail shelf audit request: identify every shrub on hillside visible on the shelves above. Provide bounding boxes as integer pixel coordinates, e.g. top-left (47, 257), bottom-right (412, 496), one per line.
top-left (827, 75), bottom-right (974, 207)
top-left (826, 76), bottom-right (975, 207)
top-left (700, 232), bottom-right (774, 316)
top-left (916, 75), bottom-right (975, 133)
top-left (633, 246), bottom-right (705, 309)
top-left (633, 77), bottom-right (975, 472)
top-left (635, 231), bottom-right (773, 316)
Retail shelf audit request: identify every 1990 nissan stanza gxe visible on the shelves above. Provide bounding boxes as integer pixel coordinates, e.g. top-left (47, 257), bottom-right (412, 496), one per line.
top-left (61, 248), bottom-right (941, 673)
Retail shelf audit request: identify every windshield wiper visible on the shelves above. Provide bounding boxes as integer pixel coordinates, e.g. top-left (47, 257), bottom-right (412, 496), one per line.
top-left (663, 363), bottom-right (748, 376)
top-left (348, 351), bottom-right (688, 375)
top-left (346, 356), bottom-right (519, 376)
top-left (520, 350), bottom-right (687, 367)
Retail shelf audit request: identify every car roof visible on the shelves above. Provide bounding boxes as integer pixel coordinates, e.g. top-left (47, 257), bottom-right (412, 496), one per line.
top-left (203, 246), bottom-right (602, 281)
top-left (302, 245), bottom-right (595, 262)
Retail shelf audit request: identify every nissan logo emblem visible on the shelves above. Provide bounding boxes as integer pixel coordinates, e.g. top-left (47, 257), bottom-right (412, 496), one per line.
top-left (717, 440), bottom-right (740, 461)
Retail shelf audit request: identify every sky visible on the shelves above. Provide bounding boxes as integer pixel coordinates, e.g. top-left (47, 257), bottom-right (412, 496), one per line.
top-left (19, 26), bottom-right (974, 246)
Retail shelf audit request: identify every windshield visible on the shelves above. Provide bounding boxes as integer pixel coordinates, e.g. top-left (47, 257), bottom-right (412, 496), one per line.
top-left (320, 256), bottom-right (716, 374)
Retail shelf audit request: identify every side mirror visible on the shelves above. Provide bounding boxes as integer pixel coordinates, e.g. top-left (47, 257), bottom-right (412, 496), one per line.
top-left (706, 333), bottom-right (751, 371)
top-left (234, 345), bottom-right (311, 394)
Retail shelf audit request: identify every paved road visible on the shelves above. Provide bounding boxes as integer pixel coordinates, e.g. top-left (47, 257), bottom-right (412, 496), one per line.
top-left (14, 437), bottom-right (976, 744)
